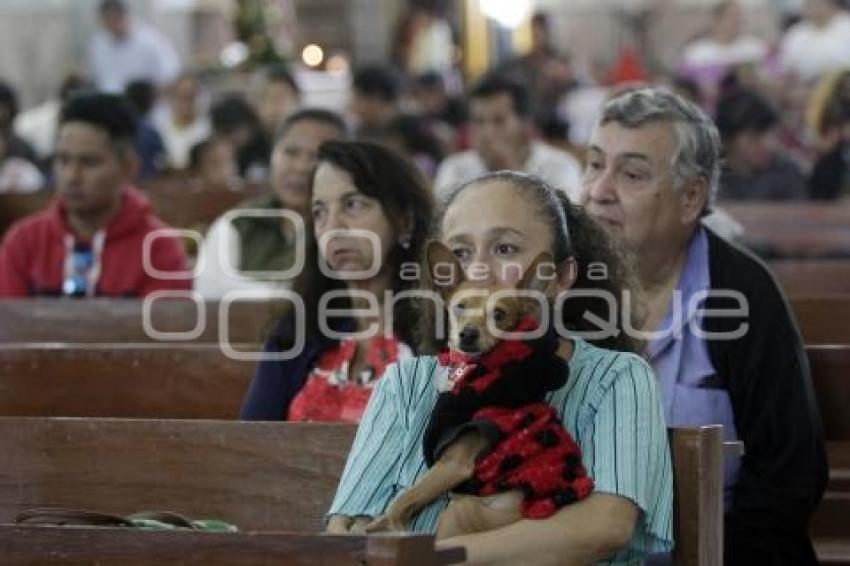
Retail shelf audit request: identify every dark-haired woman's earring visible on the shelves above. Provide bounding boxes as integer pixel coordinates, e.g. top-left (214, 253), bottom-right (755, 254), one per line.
top-left (399, 235), bottom-right (411, 250)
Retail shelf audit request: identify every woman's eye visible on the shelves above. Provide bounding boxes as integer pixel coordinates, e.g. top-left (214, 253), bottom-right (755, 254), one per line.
top-left (311, 207), bottom-right (326, 222)
top-left (623, 170), bottom-right (647, 182)
top-left (494, 243), bottom-right (518, 256)
top-left (344, 197), bottom-right (370, 213)
top-left (452, 248), bottom-right (471, 261)
top-left (588, 161), bottom-right (603, 171)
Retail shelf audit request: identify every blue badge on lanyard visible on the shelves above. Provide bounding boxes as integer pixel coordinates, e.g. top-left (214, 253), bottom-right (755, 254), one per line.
top-left (62, 247), bottom-right (94, 297)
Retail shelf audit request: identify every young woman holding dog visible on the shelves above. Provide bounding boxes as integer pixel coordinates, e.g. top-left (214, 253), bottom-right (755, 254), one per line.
top-left (239, 141), bottom-right (434, 422)
top-left (327, 172), bottom-right (674, 565)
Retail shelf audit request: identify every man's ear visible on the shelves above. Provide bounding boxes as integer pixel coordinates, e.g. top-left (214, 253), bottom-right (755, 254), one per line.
top-left (680, 177), bottom-right (709, 225)
top-left (518, 251), bottom-right (556, 293)
top-left (426, 240), bottom-right (464, 298)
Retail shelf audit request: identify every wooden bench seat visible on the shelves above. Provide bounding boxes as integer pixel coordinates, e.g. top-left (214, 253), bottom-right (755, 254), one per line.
top-left (0, 418), bottom-right (723, 566)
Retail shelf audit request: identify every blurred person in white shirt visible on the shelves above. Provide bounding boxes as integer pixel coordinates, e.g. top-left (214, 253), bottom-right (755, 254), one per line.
top-left (779, 0), bottom-right (850, 83)
top-left (435, 75), bottom-right (582, 199)
top-left (154, 74), bottom-right (210, 170)
top-left (678, 1), bottom-right (768, 103)
top-left (88, 0), bottom-right (181, 94)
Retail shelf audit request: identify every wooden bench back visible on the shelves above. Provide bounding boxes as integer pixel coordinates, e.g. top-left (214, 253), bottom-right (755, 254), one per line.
top-left (808, 345), bottom-right (850, 441)
top-left (0, 342), bottom-right (845, 436)
top-left (724, 203), bottom-right (850, 259)
top-left (0, 192), bottom-right (50, 236)
top-left (670, 426), bottom-right (724, 566)
top-left (0, 418), bottom-right (722, 565)
top-left (142, 183), bottom-right (262, 231)
top-left (2, 295), bottom-right (848, 346)
top-left (0, 184), bottom-right (264, 238)
top-left (0, 299), bottom-right (274, 344)
top-left (771, 261), bottom-right (850, 296)
top-left (0, 419), bottom-right (354, 532)
top-left (790, 296), bottom-right (850, 345)
top-left (0, 345), bottom-right (254, 419)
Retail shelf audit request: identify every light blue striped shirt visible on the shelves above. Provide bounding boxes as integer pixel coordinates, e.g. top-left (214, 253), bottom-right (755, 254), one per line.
top-left (328, 337), bottom-right (674, 564)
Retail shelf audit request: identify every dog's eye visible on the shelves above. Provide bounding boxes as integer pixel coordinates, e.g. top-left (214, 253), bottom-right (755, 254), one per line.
top-left (493, 308), bottom-right (506, 322)
top-left (453, 303), bottom-right (466, 315)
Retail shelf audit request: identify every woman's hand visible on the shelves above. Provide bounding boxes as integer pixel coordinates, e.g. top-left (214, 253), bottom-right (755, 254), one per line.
top-left (325, 514), bottom-right (373, 534)
top-left (436, 493), bottom-right (638, 566)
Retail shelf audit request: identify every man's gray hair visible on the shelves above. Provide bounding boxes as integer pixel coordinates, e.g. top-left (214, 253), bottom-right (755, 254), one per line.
top-left (600, 88), bottom-right (721, 212)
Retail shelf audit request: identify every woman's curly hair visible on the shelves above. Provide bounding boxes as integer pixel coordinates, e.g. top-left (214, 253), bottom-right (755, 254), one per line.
top-left (415, 171), bottom-right (644, 355)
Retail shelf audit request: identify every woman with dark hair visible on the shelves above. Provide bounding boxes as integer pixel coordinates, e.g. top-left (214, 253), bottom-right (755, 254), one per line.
top-left (327, 172), bottom-right (673, 564)
top-left (240, 140), bottom-right (435, 422)
top-left (715, 88), bottom-right (806, 201)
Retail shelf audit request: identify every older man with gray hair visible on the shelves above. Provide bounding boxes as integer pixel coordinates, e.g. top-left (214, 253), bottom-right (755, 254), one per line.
top-left (580, 88), bottom-right (826, 564)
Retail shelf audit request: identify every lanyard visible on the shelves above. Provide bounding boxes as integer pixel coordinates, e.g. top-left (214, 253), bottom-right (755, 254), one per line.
top-left (62, 230), bottom-right (105, 297)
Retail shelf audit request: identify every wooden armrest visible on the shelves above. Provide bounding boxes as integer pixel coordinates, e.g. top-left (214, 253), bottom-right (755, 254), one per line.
top-left (723, 441), bottom-right (745, 457)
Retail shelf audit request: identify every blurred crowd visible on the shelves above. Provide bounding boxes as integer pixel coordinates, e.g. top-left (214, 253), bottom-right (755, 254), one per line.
top-left (0, 0), bottom-right (848, 202)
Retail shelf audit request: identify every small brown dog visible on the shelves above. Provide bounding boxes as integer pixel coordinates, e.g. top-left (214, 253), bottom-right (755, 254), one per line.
top-left (366, 241), bottom-right (592, 539)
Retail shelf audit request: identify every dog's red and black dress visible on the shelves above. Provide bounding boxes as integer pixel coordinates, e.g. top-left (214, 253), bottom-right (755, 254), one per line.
top-left (424, 317), bottom-right (593, 519)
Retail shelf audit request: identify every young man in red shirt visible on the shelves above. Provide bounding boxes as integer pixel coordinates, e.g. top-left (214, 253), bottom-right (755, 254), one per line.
top-left (0, 92), bottom-right (189, 297)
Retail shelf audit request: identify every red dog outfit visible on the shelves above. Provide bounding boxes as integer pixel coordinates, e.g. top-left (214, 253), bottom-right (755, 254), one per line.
top-left (423, 316), bottom-right (593, 519)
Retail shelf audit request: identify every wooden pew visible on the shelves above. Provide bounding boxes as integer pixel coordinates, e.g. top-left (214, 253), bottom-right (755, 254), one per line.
top-left (0, 528), bottom-right (458, 565)
top-left (771, 261), bottom-right (850, 296)
top-left (813, 443), bottom-right (850, 565)
top-left (808, 345), bottom-right (850, 442)
top-left (0, 420), bottom-right (355, 531)
top-left (0, 345), bottom-right (255, 419)
top-left (0, 299), bottom-right (274, 345)
top-left (2, 295), bottom-right (847, 346)
top-left (724, 202), bottom-right (850, 260)
top-left (807, 345), bottom-right (850, 564)
top-left (0, 184), bottom-right (264, 238)
top-left (0, 418), bottom-right (458, 564)
top-left (670, 426), bottom-right (723, 566)
top-left (0, 419), bottom-right (722, 566)
top-left (140, 181), bottom-right (262, 233)
top-left (724, 202), bottom-right (850, 230)
top-left (0, 191), bottom-right (51, 236)
top-left (790, 296), bottom-right (850, 345)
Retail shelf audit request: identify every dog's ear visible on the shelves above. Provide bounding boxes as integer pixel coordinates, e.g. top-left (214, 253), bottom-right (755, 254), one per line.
top-left (426, 240), bottom-right (464, 298)
top-left (518, 252), bottom-right (555, 293)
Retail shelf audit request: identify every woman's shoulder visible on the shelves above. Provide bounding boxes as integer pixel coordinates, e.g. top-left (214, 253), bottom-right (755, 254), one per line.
top-left (568, 338), bottom-right (655, 397)
top-left (390, 355), bottom-right (440, 387)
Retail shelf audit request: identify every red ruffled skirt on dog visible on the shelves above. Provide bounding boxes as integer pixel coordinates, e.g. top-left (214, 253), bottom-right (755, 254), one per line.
top-left (424, 316), bottom-right (594, 519)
